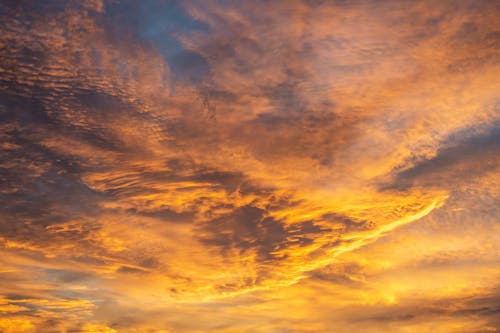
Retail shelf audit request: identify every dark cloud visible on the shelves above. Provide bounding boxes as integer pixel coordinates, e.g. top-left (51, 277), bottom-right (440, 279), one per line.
top-left (355, 289), bottom-right (500, 330)
top-left (386, 126), bottom-right (500, 191)
top-left (117, 266), bottom-right (148, 275)
top-left (197, 205), bottom-right (334, 264)
top-left (44, 269), bottom-right (92, 284)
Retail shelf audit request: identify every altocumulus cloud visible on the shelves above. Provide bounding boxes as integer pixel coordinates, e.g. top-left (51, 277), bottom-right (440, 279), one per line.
top-left (0, 0), bottom-right (499, 332)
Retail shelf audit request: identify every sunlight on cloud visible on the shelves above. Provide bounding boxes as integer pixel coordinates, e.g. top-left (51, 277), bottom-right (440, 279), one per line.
top-left (0, 0), bottom-right (499, 332)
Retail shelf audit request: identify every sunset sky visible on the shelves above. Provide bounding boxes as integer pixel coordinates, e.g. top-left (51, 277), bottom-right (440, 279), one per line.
top-left (0, 0), bottom-right (499, 332)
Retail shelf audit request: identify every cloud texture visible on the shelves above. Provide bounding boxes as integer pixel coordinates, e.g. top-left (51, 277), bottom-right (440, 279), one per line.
top-left (0, 0), bottom-right (499, 332)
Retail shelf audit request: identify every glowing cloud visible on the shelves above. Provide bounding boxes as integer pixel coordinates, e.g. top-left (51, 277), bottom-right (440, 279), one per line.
top-left (0, 0), bottom-right (499, 332)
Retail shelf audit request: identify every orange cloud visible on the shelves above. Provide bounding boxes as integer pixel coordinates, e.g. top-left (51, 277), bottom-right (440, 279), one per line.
top-left (0, 0), bottom-right (498, 332)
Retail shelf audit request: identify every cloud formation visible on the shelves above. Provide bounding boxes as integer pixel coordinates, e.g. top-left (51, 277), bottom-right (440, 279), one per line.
top-left (0, 0), bottom-right (499, 332)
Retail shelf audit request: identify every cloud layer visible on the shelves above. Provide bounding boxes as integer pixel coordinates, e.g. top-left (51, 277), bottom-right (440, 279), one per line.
top-left (0, 0), bottom-right (499, 332)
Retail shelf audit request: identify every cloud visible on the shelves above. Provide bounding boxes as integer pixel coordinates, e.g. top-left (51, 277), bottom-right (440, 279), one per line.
top-left (0, 0), bottom-right (498, 331)
top-left (386, 126), bottom-right (500, 190)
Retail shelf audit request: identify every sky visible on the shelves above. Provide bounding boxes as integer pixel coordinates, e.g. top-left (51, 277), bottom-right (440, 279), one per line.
top-left (0, 0), bottom-right (499, 332)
